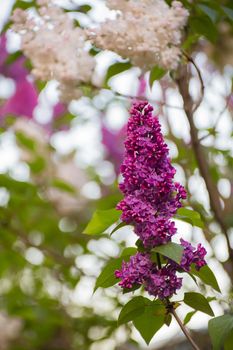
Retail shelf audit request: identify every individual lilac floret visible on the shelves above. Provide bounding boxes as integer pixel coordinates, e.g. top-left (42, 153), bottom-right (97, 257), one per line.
top-left (115, 253), bottom-right (152, 289)
top-left (117, 101), bottom-right (186, 248)
top-left (145, 266), bottom-right (182, 300)
top-left (179, 239), bottom-right (207, 271)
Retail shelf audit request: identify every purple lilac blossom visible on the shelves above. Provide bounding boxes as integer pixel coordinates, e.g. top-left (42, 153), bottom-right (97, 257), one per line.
top-left (115, 253), bottom-right (182, 299)
top-left (117, 101), bottom-right (186, 248)
top-left (145, 266), bottom-right (182, 299)
top-left (115, 252), bottom-right (152, 289)
top-left (115, 102), bottom-right (207, 299)
top-left (179, 239), bottom-right (207, 271)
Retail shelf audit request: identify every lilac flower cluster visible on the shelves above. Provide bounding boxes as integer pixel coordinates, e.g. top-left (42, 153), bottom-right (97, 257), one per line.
top-left (117, 102), bottom-right (186, 248)
top-left (115, 102), bottom-right (207, 299)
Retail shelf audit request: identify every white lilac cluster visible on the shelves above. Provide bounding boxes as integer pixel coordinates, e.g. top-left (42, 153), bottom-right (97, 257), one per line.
top-left (12, 0), bottom-right (95, 103)
top-left (88, 0), bottom-right (189, 71)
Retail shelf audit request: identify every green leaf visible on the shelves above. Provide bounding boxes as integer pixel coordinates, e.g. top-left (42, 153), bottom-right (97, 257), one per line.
top-left (5, 51), bottom-right (22, 65)
top-left (133, 299), bottom-right (165, 345)
top-left (51, 179), bottom-right (76, 193)
top-left (184, 310), bottom-right (197, 325)
top-left (222, 6), bottom-right (233, 21)
top-left (224, 330), bottom-right (233, 350)
top-left (153, 242), bottom-right (184, 264)
top-left (94, 258), bottom-right (122, 291)
top-left (197, 5), bottom-right (218, 23)
top-left (83, 209), bottom-right (121, 235)
top-left (175, 208), bottom-right (204, 228)
top-left (209, 315), bottom-right (233, 350)
top-left (165, 314), bottom-right (172, 326)
top-left (110, 221), bottom-right (127, 236)
top-left (184, 292), bottom-right (214, 316)
top-left (149, 66), bottom-right (166, 87)
top-left (94, 248), bottom-right (136, 291)
top-left (104, 62), bottom-right (132, 87)
top-left (190, 16), bottom-right (218, 43)
top-left (15, 131), bottom-right (36, 151)
top-left (29, 156), bottom-right (46, 173)
top-left (121, 247), bottom-right (138, 257)
top-left (118, 296), bottom-right (146, 325)
top-left (191, 265), bottom-right (221, 293)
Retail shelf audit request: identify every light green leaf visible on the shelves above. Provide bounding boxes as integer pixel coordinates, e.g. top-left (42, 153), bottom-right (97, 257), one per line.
top-left (184, 310), bottom-right (197, 325)
top-left (191, 265), bottom-right (221, 293)
top-left (133, 299), bottom-right (165, 345)
top-left (153, 242), bottom-right (184, 264)
top-left (15, 131), bottom-right (36, 151)
top-left (175, 208), bottom-right (204, 228)
top-left (83, 209), bottom-right (121, 235)
top-left (118, 296), bottom-right (146, 325)
top-left (184, 292), bottom-right (214, 316)
top-left (149, 66), bottom-right (166, 87)
top-left (121, 247), bottom-right (138, 257)
top-left (209, 315), bottom-right (233, 350)
top-left (51, 179), bottom-right (76, 193)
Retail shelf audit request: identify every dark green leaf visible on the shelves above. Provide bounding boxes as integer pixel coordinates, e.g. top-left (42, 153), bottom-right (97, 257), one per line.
top-left (190, 16), bottom-right (218, 43)
top-left (197, 5), bottom-right (218, 23)
top-left (5, 51), bottom-right (22, 65)
top-left (83, 209), bottom-right (121, 235)
top-left (110, 221), bottom-right (127, 236)
top-left (184, 310), bottom-right (197, 325)
top-left (191, 265), bottom-right (221, 292)
top-left (94, 258), bottom-right (122, 291)
top-left (224, 330), bottom-right (233, 350)
top-left (123, 284), bottom-right (141, 294)
top-left (165, 314), bottom-right (172, 326)
top-left (209, 315), bottom-right (233, 350)
top-left (133, 299), bottom-right (165, 345)
top-left (184, 292), bottom-right (214, 316)
top-left (105, 62), bottom-right (132, 87)
top-left (149, 66), bottom-right (166, 87)
top-left (118, 296), bottom-right (146, 325)
top-left (175, 208), bottom-right (204, 228)
top-left (222, 6), bottom-right (233, 21)
top-left (94, 248), bottom-right (136, 291)
top-left (153, 242), bottom-right (184, 264)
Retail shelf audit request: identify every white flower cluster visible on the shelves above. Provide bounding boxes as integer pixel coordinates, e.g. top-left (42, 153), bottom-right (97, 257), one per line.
top-left (88, 0), bottom-right (189, 71)
top-left (12, 1), bottom-right (95, 103)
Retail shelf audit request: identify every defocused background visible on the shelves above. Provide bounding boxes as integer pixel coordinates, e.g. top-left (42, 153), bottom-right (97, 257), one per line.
top-left (0, 0), bottom-right (232, 349)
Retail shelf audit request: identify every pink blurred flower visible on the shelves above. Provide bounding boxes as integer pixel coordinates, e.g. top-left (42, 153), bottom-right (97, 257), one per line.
top-left (0, 34), bottom-right (67, 130)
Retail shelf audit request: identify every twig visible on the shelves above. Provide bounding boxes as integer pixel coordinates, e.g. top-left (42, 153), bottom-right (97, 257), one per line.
top-left (182, 51), bottom-right (204, 113)
top-left (176, 65), bottom-right (233, 278)
top-left (156, 254), bottom-right (200, 350)
top-left (110, 89), bottom-right (184, 110)
top-left (171, 309), bottom-right (201, 350)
